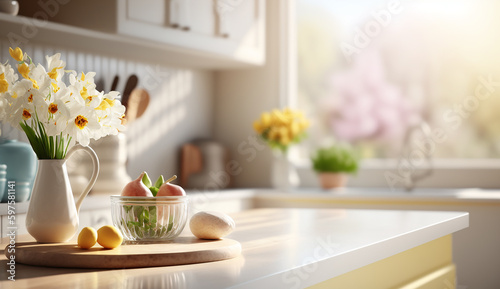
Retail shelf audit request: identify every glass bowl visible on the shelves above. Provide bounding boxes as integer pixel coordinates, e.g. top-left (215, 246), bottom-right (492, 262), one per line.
top-left (110, 195), bottom-right (189, 241)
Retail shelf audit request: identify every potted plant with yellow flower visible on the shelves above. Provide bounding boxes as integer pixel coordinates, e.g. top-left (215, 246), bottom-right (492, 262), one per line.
top-left (311, 144), bottom-right (359, 189)
top-left (253, 108), bottom-right (309, 190)
top-left (0, 47), bottom-right (125, 242)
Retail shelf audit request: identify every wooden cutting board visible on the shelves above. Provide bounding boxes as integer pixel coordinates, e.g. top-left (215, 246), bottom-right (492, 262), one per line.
top-left (6, 237), bottom-right (241, 269)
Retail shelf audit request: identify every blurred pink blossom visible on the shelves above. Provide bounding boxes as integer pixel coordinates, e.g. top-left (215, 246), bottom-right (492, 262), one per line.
top-left (326, 51), bottom-right (421, 142)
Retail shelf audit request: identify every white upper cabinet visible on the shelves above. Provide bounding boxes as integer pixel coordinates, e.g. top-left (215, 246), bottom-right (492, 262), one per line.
top-left (126, 0), bottom-right (167, 26)
top-left (118, 0), bottom-right (265, 66)
top-left (186, 0), bottom-right (215, 35)
top-left (0, 0), bottom-right (265, 69)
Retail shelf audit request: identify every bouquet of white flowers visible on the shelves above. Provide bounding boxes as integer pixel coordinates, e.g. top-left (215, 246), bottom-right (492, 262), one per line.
top-left (0, 47), bottom-right (125, 159)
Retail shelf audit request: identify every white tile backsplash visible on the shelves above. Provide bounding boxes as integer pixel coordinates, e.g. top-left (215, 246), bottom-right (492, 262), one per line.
top-left (0, 39), bottom-right (214, 180)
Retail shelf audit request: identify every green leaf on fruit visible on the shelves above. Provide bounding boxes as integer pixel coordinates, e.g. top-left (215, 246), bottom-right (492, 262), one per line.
top-left (150, 186), bottom-right (159, 196)
top-left (142, 172), bottom-right (152, 187)
top-left (154, 175), bottom-right (165, 188)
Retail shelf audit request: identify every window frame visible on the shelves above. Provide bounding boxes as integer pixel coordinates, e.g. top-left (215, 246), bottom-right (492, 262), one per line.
top-left (287, 0), bottom-right (500, 189)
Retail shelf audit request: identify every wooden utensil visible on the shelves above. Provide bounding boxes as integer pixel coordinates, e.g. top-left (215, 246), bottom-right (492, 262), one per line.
top-left (121, 74), bottom-right (138, 109)
top-left (95, 78), bottom-right (104, 92)
top-left (7, 237), bottom-right (241, 269)
top-left (110, 75), bottom-right (119, 91)
top-left (181, 144), bottom-right (203, 187)
top-left (126, 88), bottom-right (150, 123)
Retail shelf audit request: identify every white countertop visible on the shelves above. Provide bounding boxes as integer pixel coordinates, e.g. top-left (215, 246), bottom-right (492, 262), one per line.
top-left (0, 208), bottom-right (468, 289)
top-left (2, 187), bottom-right (500, 215)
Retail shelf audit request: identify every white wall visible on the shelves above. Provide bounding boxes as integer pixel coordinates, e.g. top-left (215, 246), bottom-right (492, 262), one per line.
top-left (0, 39), bottom-right (214, 180)
top-left (214, 0), bottom-right (288, 188)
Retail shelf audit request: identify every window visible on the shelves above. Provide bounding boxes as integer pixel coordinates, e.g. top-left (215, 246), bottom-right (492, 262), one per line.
top-left (295, 0), bottom-right (500, 188)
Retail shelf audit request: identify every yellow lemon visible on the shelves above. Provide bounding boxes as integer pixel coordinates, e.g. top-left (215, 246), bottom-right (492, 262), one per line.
top-left (97, 225), bottom-right (123, 249)
top-left (78, 227), bottom-right (97, 249)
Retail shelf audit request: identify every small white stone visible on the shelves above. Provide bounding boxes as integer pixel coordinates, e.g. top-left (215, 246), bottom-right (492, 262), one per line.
top-left (190, 211), bottom-right (235, 240)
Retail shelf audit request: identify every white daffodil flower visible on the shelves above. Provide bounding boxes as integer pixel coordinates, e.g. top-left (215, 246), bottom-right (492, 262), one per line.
top-left (46, 86), bottom-right (72, 136)
top-left (0, 63), bottom-right (18, 95)
top-left (93, 91), bottom-right (125, 138)
top-left (6, 80), bottom-right (47, 128)
top-left (0, 47), bottom-right (126, 159)
top-left (30, 63), bottom-right (52, 95)
top-left (45, 53), bottom-right (66, 82)
top-left (65, 105), bottom-right (101, 146)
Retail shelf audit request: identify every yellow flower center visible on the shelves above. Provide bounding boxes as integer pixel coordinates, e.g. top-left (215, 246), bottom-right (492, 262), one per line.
top-left (95, 98), bottom-right (114, 110)
top-left (105, 98), bottom-right (114, 107)
top-left (9, 47), bottom-right (23, 62)
top-left (80, 87), bottom-right (98, 105)
top-left (48, 103), bottom-right (58, 114)
top-left (75, 115), bottom-right (88, 129)
top-left (22, 109), bottom-right (31, 120)
top-left (80, 87), bottom-right (89, 100)
top-left (80, 73), bottom-right (85, 81)
top-left (11, 92), bottom-right (17, 99)
top-left (96, 100), bottom-right (109, 110)
top-left (31, 79), bottom-right (39, 89)
top-left (51, 82), bottom-right (60, 93)
top-left (28, 93), bottom-right (33, 102)
top-left (48, 67), bottom-right (63, 80)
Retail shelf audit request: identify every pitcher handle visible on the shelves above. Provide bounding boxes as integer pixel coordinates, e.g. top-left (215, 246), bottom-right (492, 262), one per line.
top-left (66, 144), bottom-right (100, 213)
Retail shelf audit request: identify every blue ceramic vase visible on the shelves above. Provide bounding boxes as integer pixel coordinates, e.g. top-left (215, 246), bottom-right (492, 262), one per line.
top-left (0, 138), bottom-right (37, 202)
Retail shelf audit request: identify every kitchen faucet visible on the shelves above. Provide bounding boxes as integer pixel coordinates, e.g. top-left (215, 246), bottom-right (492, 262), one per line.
top-left (398, 121), bottom-right (434, 191)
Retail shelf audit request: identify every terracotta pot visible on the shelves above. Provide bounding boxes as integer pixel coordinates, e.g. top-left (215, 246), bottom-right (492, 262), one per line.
top-left (318, 173), bottom-right (347, 189)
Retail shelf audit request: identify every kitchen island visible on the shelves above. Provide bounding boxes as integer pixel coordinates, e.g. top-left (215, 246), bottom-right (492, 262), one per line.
top-left (0, 208), bottom-right (468, 288)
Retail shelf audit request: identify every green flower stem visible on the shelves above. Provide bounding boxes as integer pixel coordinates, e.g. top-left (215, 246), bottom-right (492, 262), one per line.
top-left (20, 114), bottom-right (72, 159)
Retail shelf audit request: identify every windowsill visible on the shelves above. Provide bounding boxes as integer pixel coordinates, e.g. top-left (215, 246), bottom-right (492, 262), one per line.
top-left (291, 158), bottom-right (500, 189)
top-left (293, 158), bottom-right (500, 170)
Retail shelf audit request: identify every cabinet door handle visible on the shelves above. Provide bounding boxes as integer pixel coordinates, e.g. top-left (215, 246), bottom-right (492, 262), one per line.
top-left (215, 0), bottom-right (230, 38)
top-left (170, 0), bottom-right (191, 31)
top-left (169, 0), bottom-right (180, 28)
top-left (180, 0), bottom-right (190, 30)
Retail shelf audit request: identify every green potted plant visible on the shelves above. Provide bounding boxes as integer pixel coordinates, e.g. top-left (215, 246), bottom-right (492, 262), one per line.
top-left (311, 145), bottom-right (359, 189)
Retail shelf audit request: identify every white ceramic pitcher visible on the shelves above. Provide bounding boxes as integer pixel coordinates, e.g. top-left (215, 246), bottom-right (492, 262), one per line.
top-left (26, 144), bottom-right (99, 243)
